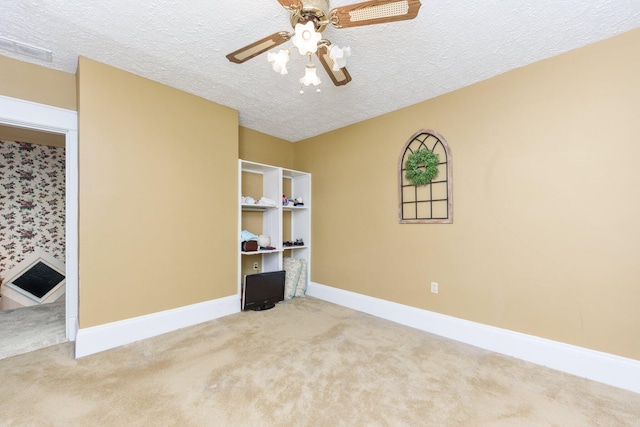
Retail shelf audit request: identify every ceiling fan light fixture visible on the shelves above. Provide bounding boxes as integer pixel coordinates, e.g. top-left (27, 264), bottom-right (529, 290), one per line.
top-left (227, 0), bottom-right (423, 90)
top-left (300, 63), bottom-right (321, 86)
top-left (267, 49), bottom-right (291, 74)
top-left (291, 22), bottom-right (322, 55)
top-left (328, 45), bottom-right (351, 70)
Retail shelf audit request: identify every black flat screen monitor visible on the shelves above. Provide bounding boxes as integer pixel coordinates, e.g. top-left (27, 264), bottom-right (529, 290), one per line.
top-left (242, 270), bottom-right (285, 311)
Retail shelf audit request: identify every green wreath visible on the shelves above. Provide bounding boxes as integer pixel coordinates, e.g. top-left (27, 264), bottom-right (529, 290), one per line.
top-left (405, 148), bottom-right (439, 186)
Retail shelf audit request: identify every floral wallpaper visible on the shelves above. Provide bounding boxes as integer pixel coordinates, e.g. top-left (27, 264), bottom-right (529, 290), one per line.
top-left (0, 140), bottom-right (65, 276)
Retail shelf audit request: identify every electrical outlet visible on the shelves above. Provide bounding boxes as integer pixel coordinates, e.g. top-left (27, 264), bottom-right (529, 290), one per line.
top-left (253, 262), bottom-right (259, 271)
top-left (431, 282), bottom-right (438, 294)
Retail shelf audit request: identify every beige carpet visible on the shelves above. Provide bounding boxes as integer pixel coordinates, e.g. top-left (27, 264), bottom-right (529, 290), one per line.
top-left (1, 297), bottom-right (638, 426)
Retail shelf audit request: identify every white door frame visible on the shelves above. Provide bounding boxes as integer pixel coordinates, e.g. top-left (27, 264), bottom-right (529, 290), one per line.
top-left (0, 95), bottom-right (79, 341)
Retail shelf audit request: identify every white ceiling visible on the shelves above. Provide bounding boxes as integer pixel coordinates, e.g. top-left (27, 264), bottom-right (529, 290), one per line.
top-left (1, 1), bottom-right (639, 142)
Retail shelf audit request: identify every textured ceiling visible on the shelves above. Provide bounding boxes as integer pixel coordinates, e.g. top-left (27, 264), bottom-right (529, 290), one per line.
top-left (1, 1), bottom-right (640, 142)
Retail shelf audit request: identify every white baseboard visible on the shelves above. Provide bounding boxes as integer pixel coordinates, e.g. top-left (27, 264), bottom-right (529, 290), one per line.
top-left (307, 282), bottom-right (640, 394)
top-left (75, 295), bottom-right (240, 358)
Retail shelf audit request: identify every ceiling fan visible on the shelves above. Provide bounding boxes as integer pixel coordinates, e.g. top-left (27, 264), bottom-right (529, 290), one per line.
top-left (226, 0), bottom-right (422, 90)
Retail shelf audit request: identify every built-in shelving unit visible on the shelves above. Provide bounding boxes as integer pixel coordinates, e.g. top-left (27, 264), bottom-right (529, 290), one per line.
top-left (238, 160), bottom-right (311, 295)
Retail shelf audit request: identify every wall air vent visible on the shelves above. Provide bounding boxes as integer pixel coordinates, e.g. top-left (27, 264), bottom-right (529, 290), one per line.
top-left (0, 249), bottom-right (65, 310)
top-left (0, 36), bottom-right (52, 62)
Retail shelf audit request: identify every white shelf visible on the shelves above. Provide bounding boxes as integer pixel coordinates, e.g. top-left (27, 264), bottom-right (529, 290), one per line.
top-left (239, 160), bottom-right (311, 296)
top-left (241, 249), bottom-right (283, 255)
top-left (242, 204), bottom-right (278, 211)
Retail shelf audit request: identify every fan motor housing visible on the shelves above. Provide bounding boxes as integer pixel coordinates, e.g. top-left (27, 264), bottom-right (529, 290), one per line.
top-left (291, 0), bottom-right (330, 32)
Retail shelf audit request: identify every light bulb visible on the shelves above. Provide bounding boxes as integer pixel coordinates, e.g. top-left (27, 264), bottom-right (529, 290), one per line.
top-left (267, 49), bottom-right (290, 74)
top-left (300, 64), bottom-right (321, 86)
top-left (329, 45), bottom-right (351, 71)
top-left (291, 22), bottom-right (321, 55)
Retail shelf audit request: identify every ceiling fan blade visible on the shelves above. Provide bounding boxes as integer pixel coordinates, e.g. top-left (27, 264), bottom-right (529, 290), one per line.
top-left (226, 32), bottom-right (291, 64)
top-left (316, 45), bottom-right (352, 86)
top-left (276, 0), bottom-right (303, 12)
top-left (330, 0), bottom-right (422, 29)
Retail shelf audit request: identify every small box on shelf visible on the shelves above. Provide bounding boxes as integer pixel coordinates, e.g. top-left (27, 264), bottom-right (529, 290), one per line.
top-left (241, 241), bottom-right (258, 252)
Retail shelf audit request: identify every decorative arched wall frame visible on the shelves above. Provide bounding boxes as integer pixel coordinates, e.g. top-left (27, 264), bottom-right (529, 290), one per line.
top-left (398, 129), bottom-right (453, 224)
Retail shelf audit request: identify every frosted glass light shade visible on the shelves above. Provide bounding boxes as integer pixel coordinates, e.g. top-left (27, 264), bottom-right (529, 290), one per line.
top-left (329, 45), bottom-right (351, 71)
top-left (300, 64), bottom-right (321, 86)
top-left (267, 49), bottom-right (290, 74)
top-left (291, 22), bottom-right (322, 55)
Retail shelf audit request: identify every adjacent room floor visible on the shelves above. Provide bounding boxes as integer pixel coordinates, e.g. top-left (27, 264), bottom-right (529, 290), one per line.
top-left (0, 300), bottom-right (66, 360)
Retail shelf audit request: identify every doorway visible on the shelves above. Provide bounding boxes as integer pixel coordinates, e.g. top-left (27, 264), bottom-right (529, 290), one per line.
top-left (0, 95), bottom-right (78, 344)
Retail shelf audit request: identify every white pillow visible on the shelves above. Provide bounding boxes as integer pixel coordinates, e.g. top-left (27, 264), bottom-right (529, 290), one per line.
top-left (283, 257), bottom-right (302, 300)
top-left (294, 259), bottom-right (307, 297)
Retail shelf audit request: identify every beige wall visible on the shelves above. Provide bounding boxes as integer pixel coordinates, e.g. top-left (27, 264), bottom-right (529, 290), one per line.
top-left (0, 55), bottom-right (76, 111)
top-left (0, 125), bottom-right (65, 147)
top-left (294, 28), bottom-right (640, 360)
top-left (0, 55), bottom-right (74, 147)
top-left (239, 127), bottom-right (294, 169)
top-left (77, 57), bottom-right (238, 328)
